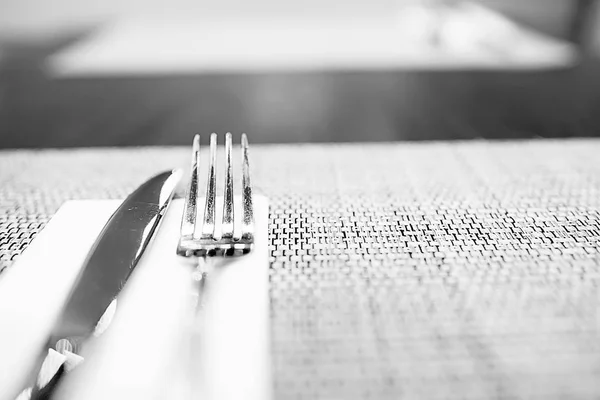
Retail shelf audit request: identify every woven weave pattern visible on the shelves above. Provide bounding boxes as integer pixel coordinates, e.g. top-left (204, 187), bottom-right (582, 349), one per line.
top-left (1, 140), bottom-right (600, 399)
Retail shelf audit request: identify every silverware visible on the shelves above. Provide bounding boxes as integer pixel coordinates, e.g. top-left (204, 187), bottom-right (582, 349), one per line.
top-left (177, 133), bottom-right (254, 257)
top-left (20, 169), bottom-right (182, 400)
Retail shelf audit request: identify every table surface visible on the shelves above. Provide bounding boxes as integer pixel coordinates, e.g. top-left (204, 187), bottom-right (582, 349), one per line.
top-left (2, 34), bottom-right (600, 148)
top-left (1, 139), bottom-right (600, 399)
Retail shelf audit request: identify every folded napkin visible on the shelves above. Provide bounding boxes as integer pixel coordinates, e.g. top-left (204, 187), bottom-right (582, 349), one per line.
top-left (0, 196), bottom-right (270, 400)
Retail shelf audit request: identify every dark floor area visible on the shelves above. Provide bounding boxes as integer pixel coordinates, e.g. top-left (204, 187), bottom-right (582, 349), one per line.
top-left (2, 32), bottom-right (600, 148)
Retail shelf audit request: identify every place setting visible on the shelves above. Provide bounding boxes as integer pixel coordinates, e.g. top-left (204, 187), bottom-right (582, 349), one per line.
top-left (0, 133), bottom-right (271, 400)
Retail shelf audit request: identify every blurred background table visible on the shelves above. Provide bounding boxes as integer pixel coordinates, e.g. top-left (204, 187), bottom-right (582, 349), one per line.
top-left (1, 0), bottom-right (600, 147)
top-left (1, 38), bottom-right (600, 147)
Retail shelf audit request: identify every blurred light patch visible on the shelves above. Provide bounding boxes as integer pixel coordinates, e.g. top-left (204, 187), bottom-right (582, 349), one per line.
top-left (46, 2), bottom-right (577, 77)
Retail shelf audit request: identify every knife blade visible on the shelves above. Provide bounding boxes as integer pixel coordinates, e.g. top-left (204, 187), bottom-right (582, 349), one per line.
top-left (20, 169), bottom-right (182, 400)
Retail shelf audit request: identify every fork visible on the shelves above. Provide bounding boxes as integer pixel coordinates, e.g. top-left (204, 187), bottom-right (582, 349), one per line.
top-left (177, 133), bottom-right (254, 257)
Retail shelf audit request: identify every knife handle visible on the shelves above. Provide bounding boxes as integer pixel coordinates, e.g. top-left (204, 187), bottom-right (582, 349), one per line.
top-left (28, 363), bottom-right (65, 400)
top-left (17, 347), bottom-right (67, 400)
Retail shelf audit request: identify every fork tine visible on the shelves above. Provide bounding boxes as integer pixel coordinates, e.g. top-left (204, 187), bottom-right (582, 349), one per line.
top-left (180, 134), bottom-right (200, 238)
top-left (241, 133), bottom-right (254, 241)
top-left (178, 133), bottom-right (254, 258)
top-left (201, 133), bottom-right (218, 239)
top-left (221, 133), bottom-right (234, 239)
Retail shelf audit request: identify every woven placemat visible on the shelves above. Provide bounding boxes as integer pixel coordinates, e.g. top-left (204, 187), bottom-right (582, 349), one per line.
top-left (1, 140), bottom-right (600, 399)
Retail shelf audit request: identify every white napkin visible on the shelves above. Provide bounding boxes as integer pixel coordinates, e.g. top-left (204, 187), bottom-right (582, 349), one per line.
top-left (0, 196), bottom-right (271, 400)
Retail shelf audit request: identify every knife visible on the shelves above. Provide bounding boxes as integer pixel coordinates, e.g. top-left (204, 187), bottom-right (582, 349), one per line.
top-left (18, 169), bottom-right (182, 400)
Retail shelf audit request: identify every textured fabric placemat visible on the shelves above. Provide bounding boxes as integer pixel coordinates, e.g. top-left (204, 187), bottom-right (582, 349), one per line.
top-left (1, 140), bottom-right (600, 399)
